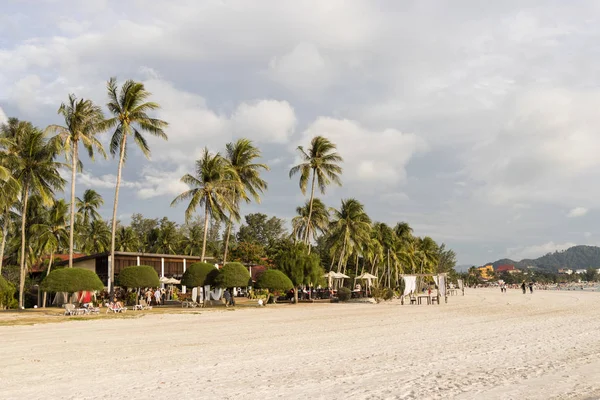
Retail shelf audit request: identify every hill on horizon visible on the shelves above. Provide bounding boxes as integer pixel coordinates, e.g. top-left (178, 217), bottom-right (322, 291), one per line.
top-left (485, 245), bottom-right (600, 272)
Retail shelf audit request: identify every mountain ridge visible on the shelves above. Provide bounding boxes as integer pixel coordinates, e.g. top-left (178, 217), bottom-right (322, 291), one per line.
top-left (485, 245), bottom-right (600, 272)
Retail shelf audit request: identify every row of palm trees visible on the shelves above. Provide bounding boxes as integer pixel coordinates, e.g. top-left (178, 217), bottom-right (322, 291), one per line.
top-left (0, 76), bottom-right (456, 307)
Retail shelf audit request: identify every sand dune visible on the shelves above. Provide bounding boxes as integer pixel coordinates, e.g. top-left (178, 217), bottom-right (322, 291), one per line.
top-left (2, 289), bottom-right (600, 399)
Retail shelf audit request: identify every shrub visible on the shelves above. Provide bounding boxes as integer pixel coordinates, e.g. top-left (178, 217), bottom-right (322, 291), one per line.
top-left (181, 262), bottom-right (219, 287)
top-left (118, 265), bottom-right (160, 288)
top-left (0, 275), bottom-right (16, 309)
top-left (337, 287), bottom-right (351, 302)
top-left (41, 268), bottom-right (104, 293)
top-left (256, 269), bottom-right (293, 292)
top-left (215, 262), bottom-right (251, 288)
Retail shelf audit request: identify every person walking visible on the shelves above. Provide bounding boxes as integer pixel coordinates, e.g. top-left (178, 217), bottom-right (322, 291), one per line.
top-left (154, 287), bottom-right (162, 305)
top-left (529, 282), bottom-right (534, 294)
top-left (223, 289), bottom-right (231, 308)
top-left (521, 281), bottom-right (526, 294)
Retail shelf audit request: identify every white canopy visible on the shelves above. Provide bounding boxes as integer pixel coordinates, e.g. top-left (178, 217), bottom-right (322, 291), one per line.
top-left (334, 272), bottom-right (350, 279)
top-left (322, 271), bottom-right (337, 278)
top-left (166, 277), bottom-right (181, 284)
top-left (159, 276), bottom-right (170, 283)
top-left (356, 273), bottom-right (378, 280)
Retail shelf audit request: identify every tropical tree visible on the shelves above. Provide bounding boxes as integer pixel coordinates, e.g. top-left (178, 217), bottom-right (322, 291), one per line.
top-left (80, 220), bottom-right (111, 254)
top-left (46, 95), bottom-right (106, 269)
top-left (104, 77), bottom-right (168, 291)
top-left (9, 121), bottom-right (65, 308)
top-left (76, 189), bottom-right (104, 227)
top-left (289, 136), bottom-right (343, 247)
top-left (171, 148), bottom-right (240, 262)
top-left (222, 139), bottom-right (269, 264)
top-left (31, 199), bottom-right (69, 307)
top-left (115, 226), bottom-right (140, 252)
top-left (371, 222), bottom-right (398, 287)
top-left (292, 198), bottom-right (329, 244)
top-left (329, 198), bottom-right (371, 274)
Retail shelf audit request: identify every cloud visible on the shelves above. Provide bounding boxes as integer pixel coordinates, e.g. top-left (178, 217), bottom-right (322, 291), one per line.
top-left (298, 117), bottom-right (428, 185)
top-left (506, 241), bottom-right (577, 261)
top-left (0, 107), bottom-right (6, 124)
top-left (567, 207), bottom-right (588, 218)
top-left (231, 100), bottom-right (296, 143)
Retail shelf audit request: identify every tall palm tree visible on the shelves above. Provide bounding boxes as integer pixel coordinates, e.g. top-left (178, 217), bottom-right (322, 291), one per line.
top-left (329, 198), bottom-right (371, 273)
top-left (292, 198), bottom-right (329, 244)
top-left (115, 226), bottom-right (140, 252)
top-left (104, 77), bottom-right (168, 291)
top-left (80, 220), bottom-right (111, 254)
top-left (31, 199), bottom-right (69, 307)
top-left (76, 189), bottom-right (104, 226)
top-left (0, 123), bottom-right (22, 273)
top-left (171, 148), bottom-right (241, 261)
top-left (289, 136), bottom-right (343, 247)
top-left (9, 121), bottom-right (65, 308)
top-left (46, 95), bottom-right (106, 269)
top-left (222, 139), bottom-right (269, 263)
top-left (371, 222), bottom-right (398, 287)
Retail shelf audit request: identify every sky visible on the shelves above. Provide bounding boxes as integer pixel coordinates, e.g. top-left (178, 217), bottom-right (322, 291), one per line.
top-left (1, 0), bottom-right (599, 266)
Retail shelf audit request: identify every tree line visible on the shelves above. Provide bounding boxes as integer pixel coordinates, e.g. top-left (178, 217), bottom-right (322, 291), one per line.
top-left (0, 77), bottom-right (457, 309)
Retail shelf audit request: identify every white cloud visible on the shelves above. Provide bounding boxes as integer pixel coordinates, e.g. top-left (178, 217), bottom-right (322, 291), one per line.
top-left (506, 241), bottom-right (577, 261)
top-left (0, 107), bottom-right (7, 125)
top-left (567, 207), bottom-right (588, 218)
top-left (298, 117), bottom-right (427, 185)
top-left (231, 100), bottom-right (296, 143)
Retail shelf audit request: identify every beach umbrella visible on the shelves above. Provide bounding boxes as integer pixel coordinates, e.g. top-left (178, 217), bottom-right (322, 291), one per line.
top-left (167, 277), bottom-right (181, 284)
top-left (323, 271), bottom-right (337, 288)
top-left (159, 276), bottom-right (169, 284)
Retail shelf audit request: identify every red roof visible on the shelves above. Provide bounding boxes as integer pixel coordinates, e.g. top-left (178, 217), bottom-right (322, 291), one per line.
top-left (497, 265), bottom-right (515, 273)
top-left (249, 265), bottom-right (267, 282)
top-left (30, 253), bottom-right (87, 273)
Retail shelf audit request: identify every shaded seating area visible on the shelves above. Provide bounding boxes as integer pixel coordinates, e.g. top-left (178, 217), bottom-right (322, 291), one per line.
top-left (401, 273), bottom-right (448, 305)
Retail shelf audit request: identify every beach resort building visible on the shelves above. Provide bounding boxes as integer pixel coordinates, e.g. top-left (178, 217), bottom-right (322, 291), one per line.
top-left (477, 265), bottom-right (494, 279)
top-left (496, 265), bottom-right (519, 274)
top-left (54, 251), bottom-right (214, 286)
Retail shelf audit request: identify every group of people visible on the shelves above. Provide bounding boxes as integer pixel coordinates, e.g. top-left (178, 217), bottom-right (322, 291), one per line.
top-left (145, 288), bottom-right (167, 306)
top-left (521, 281), bottom-right (534, 294)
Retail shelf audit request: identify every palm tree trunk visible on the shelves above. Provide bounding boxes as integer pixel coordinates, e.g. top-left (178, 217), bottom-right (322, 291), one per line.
top-left (303, 170), bottom-right (317, 246)
top-left (18, 183), bottom-right (29, 309)
top-left (109, 134), bottom-right (127, 293)
top-left (201, 202), bottom-right (210, 262)
top-left (336, 237), bottom-right (347, 273)
top-left (222, 191), bottom-right (236, 264)
top-left (0, 210), bottom-right (9, 274)
top-left (42, 253), bottom-right (54, 308)
top-left (68, 144), bottom-right (77, 268)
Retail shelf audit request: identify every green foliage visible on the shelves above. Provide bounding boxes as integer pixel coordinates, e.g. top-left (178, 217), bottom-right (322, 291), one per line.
top-left (337, 287), bottom-right (351, 302)
top-left (41, 268), bottom-right (104, 293)
top-left (256, 269), bottom-right (293, 292)
top-left (0, 275), bottom-right (17, 308)
top-left (181, 262), bottom-right (219, 287)
top-left (230, 241), bottom-right (265, 264)
top-left (215, 262), bottom-right (251, 288)
top-left (274, 244), bottom-right (324, 287)
top-left (584, 267), bottom-right (598, 282)
top-left (236, 213), bottom-right (286, 248)
top-left (117, 265), bottom-right (160, 288)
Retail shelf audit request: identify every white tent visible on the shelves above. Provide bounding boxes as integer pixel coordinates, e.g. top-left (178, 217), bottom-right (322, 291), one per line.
top-left (166, 277), bottom-right (181, 284)
top-left (159, 276), bottom-right (170, 284)
top-left (355, 272), bottom-right (378, 296)
top-left (323, 271), bottom-right (337, 288)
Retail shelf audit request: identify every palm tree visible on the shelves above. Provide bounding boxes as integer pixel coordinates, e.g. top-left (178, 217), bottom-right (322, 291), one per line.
top-left (329, 198), bottom-right (371, 273)
top-left (9, 121), bottom-right (65, 308)
top-left (222, 139), bottom-right (269, 263)
top-left (292, 198), bottom-right (329, 244)
top-left (31, 199), bottom-right (69, 307)
top-left (46, 95), bottom-right (106, 269)
top-left (80, 220), bottom-right (111, 254)
top-left (289, 136), bottom-right (343, 247)
top-left (76, 189), bottom-right (104, 227)
top-left (171, 148), bottom-right (241, 261)
top-left (104, 77), bottom-right (168, 291)
top-left (0, 123), bottom-right (22, 273)
top-left (371, 222), bottom-right (398, 287)
top-left (115, 226), bottom-right (140, 252)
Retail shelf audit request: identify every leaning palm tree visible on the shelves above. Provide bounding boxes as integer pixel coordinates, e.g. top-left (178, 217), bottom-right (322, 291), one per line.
top-left (31, 199), bottom-right (69, 307)
top-left (222, 139), bottom-right (269, 263)
top-left (171, 148), bottom-right (241, 261)
top-left (9, 121), bottom-right (65, 308)
top-left (46, 95), bottom-right (106, 268)
top-left (329, 198), bottom-right (371, 273)
top-left (104, 77), bottom-right (168, 291)
top-left (292, 198), bottom-right (329, 244)
top-left (76, 189), bottom-right (104, 227)
top-left (289, 136), bottom-right (343, 246)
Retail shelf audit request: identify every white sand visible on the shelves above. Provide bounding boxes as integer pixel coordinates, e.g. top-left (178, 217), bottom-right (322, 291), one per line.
top-left (2, 289), bottom-right (600, 399)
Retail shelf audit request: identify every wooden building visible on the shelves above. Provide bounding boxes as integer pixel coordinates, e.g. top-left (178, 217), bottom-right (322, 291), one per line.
top-left (55, 251), bottom-right (214, 286)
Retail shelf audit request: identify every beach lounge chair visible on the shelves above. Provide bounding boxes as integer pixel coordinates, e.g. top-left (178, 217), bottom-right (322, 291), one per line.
top-left (140, 299), bottom-right (152, 310)
top-left (64, 304), bottom-right (77, 316)
top-left (105, 303), bottom-right (127, 313)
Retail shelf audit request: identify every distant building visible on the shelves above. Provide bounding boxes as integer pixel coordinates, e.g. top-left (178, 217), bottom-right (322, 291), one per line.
top-left (575, 269), bottom-right (587, 275)
top-left (477, 265), bottom-right (494, 279)
top-left (496, 264), bottom-right (519, 274)
top-left (558, 269), bottom-right (573, 275)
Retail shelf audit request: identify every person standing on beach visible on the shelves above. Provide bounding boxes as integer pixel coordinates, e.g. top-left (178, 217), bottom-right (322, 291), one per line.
top-left (529, 282), bottom-right (534, 294)
top-left (154, 288), bottom-right (162, 305)
top-left (521, 281), bottom-right (526, 294)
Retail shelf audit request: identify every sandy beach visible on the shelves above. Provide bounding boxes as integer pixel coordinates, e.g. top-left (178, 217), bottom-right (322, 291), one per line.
top-left (2, 289), bottom-right (600, 399)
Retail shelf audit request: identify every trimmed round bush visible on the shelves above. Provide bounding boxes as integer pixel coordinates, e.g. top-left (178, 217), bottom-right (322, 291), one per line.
top-left (41, 268), bottom-right (104, 293)
top-left (337, 287), bottom-right (351, 302)
top-left (181, 262), bottom-right (218, 287)
top-left (215, 262), bottom-right (251, 288)
top-left (118, 265), bottom-right (160, 288)
top-left (256, 269), bottom-right (293, 292)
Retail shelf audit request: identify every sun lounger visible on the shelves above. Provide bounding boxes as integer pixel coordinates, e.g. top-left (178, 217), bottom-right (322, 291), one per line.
top-left (105, 303), bottom-right (127, 313)
top-left (64, 304), bottom-right (77, 316)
